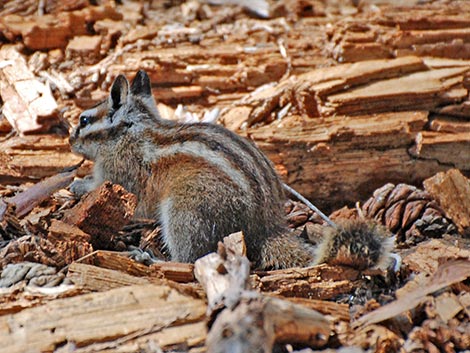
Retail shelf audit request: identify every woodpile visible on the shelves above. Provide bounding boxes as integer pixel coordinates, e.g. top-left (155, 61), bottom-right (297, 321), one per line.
top-left (0, 0), bottom-right (469, 352)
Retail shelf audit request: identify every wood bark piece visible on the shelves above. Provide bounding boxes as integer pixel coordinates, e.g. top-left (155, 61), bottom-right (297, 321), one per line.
top-left (253, 264), bottom-right (360, 299)
top-left (423, 169), bottom-right (470, 236)
top-left (0, 135), bottom-right (85, 184)
top-left (5, 166), bottom-right (78, 217)
top-left (347, 324), bottom-right (403, 353)
top-left (220, 56), bottom-right (469, 128)
top-left (149, 261), bottom-right (196, 283)
top-left (83, 250), bottom-right (196, 283)
top-left (0, 46), bottom-right (59, 134)
top-left (410, 132), bottom-right (470, 170)
top-left (400, 238), bottom-right (470, 279)
top-left (66, 35), bottom-right (103, 65)
top-left (88, 250), bottom-right (154, 277)
top-left (66, 262), bottom-right (203, 300)
top-left (0, 283), bottom-right (207, 353)
top-left (323, 67), bottom-right (469, 116)
top-left (98, 42), bottom-right (289, 101)
top-left (0, 5), bottom-right (122, 50)
top-left (0, 283), bottom-right (84, 316)
top-left (194, 233), bottom-right (331, 352)
top-left (76, 257), bottom-right (204, 300)
top-left (434, 292), bottom-right (463, 323)
top-left (272, 296), bottom-right (350, 322)
top-left (66, 262), bottom-right (152, 291)
top-left (47, 219), bottom-right (93, 265)
top-left (353, 259), bottom-right (470, 328)
top-left (328, 3), bottom-right (470, 62)
top-left (62, 182), bottom-right (137, 250)
top-left (250, 111), bottom-right (443, 211)
top-left (429, 115), bottom-right (470, 133)
top-left (0, 235), bottom-right (66, 270)
top-left (221, 56), bottom-right (426, 128)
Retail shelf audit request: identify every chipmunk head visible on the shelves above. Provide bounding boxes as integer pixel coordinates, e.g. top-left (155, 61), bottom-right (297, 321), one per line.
top-left (69, 70), bottom-right (160, 160)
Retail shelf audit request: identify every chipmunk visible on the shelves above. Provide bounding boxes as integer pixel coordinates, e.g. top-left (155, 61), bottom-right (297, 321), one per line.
top-left (69, 70), bottom-right (394, 270)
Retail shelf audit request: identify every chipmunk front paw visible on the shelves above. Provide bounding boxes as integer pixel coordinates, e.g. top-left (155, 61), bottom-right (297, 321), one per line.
top-left (69, 175), bottom-right (95, 197)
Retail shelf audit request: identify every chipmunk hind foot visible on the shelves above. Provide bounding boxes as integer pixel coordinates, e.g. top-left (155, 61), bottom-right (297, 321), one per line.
top-left (313, 219), bottom-right (395, 271)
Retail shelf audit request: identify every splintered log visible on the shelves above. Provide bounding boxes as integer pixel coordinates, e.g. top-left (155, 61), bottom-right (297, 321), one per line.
top-left (221, 56), bottom-right (428, 129)
top-left (220, 56), bottom-right (468, 126)
top-left (216, 55), bottom-right (470, 209)
top-left (249, 111), bottom-right (447, 211)
top-left (322, 67), bottom-right (468, 115)
top-left (0, 283), bottom-right (207, 353)
top-left (66, 262), bottom-right (159, 290)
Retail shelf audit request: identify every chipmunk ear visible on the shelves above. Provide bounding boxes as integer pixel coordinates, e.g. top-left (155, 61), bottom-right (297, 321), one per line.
top-left (110, 74), bottom-right (129, 110)
top-left (130, 70), bottom-right (152, 97)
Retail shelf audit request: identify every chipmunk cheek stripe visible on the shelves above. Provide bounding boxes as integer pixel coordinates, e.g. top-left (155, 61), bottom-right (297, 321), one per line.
top-left (79, 121), bottom-right (130, 143)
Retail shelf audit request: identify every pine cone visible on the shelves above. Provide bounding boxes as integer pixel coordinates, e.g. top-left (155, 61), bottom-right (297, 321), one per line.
top-left (362, 183), bottom-right (457, 246)
top-left (284, 200), bottom-right (324, 228)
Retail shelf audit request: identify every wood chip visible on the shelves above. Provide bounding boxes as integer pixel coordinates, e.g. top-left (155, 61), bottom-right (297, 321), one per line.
top-left (66, 35), bottom-right (103, 64)
top-left (62, 182), bottom-right (137, 249)
top-left (423, 169), bottom-right (470, 235)
top-left (6, 166), bottom-right (77, 217)
top-left (410, 132), bottom-right (470, 171)
top-left (0, 46), bottom-right (59, 134)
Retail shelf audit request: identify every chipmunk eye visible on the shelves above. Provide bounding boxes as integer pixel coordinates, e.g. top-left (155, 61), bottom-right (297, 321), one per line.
top-left (79, 115), bottom-right (90, 128)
